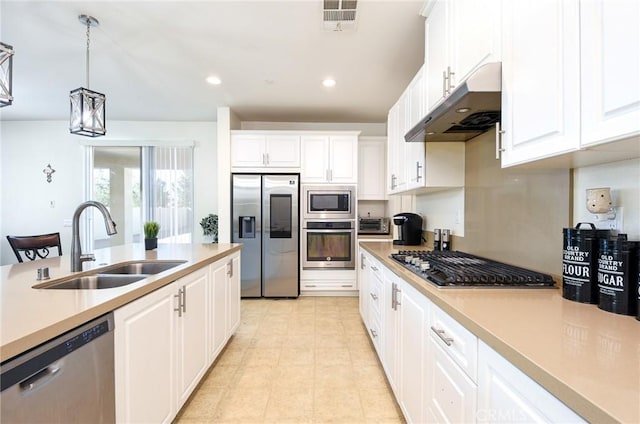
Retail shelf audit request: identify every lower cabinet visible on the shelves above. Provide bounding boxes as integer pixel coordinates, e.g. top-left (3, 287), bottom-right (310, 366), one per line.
top-left (477, 341), bottom-right (586, 423)
top-left (360, 249), bottom-right (583, 424)
top-left (114, 252), bottom-right (241, 424)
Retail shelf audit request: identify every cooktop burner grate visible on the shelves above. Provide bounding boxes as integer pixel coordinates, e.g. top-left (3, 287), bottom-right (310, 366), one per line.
top-left (390, 250), bottom-right (555, 288)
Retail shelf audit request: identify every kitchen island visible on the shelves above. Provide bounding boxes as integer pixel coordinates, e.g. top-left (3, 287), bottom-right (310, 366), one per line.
top-left (0, 242), bottom-right (242, 363)
top-left (360, 241), bottom-right (639, 424)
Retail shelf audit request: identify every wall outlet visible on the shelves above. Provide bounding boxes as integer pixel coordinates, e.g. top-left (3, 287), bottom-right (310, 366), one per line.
top-left (455, 209), bottom-right (462, 225)
top-left (592, 207), bottom-right (623, 231)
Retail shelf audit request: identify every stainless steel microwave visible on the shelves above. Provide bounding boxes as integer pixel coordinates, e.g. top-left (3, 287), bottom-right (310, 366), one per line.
top-left (302, 185), bottom-right (355, 220)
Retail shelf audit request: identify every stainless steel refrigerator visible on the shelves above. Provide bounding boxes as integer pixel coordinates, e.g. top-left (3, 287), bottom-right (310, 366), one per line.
top-left (231, 174), bottom-right (299, 297)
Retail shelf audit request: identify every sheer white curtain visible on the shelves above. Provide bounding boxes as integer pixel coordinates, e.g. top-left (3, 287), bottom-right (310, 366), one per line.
top-left (145, 146), bottom-right (194, 244)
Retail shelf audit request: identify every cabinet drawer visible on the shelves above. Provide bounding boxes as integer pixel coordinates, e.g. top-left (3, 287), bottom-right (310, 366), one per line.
top-left (367, 315), bottom-right (382, 356)
top-left (301, 280), bottom-right (355, 291)
top-left (430, 304), bottom-right (478, 382)
top-left (369, 274), bottom-right (382, 320)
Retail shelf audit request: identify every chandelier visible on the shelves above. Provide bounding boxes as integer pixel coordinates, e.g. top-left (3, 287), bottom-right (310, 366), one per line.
top-left (70, 15), bottom-right (106, 137)
top-left (0, 42), bottom-right (14, 107)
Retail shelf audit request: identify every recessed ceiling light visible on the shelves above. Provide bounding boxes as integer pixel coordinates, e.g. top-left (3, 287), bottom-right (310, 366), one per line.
top-left (206, 76), bottom-right (221, 85)
top-left (322, 78), bottom-right (336, 88)
top-left (456, 107), bottom-right (471, 113)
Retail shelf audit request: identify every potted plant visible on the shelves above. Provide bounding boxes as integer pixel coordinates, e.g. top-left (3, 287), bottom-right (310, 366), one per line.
top-left (200, 214), bottom-right (218, 243)
top-left (144, 221), bottom-right (160, 250)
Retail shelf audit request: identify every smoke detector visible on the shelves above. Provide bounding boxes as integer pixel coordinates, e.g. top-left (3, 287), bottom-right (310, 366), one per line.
top-left (323, 0), bottom-right (357, 31)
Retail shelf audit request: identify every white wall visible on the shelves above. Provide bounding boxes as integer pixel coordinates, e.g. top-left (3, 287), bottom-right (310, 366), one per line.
top-left (572, 158), bottom-right (640, 239)
top-left (240, 121), bottom-right (387, 137)
top-left (0, 120), bottom-right (217, 265)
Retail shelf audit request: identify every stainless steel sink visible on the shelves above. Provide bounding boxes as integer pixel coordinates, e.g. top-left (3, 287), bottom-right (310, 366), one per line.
top-left (34, 260), bottom-right (187, 289)
top-left (41, 274), bottom-right (146, 289)
top-left (99, 260), bottom-right (187, 275)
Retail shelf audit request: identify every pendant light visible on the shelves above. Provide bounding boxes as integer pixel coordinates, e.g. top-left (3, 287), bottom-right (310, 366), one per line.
top-left (70, 14), bottom-right (106, 137)
top-left (0, 42), bottom-right (14, 107)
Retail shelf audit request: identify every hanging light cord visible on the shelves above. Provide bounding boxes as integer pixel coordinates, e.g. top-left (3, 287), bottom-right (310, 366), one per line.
top-left (85, 18), bottom-right (91, 88)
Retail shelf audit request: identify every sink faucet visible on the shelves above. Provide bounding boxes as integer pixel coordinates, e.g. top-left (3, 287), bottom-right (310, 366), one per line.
top-left (71, 201), bottom-right (117, 272)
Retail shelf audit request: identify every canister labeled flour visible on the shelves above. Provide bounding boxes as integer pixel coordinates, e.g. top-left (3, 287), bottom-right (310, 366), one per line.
top-left (597, 237), bottom-right (639, 316)
top-left (562, 223), bottom-right (612, 303)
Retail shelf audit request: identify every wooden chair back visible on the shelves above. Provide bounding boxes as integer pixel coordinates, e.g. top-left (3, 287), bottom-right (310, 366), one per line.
top-left (6, 233), bottom-right (63, 263)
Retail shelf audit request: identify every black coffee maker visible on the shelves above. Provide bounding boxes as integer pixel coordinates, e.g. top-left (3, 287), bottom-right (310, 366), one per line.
top-left (393, 213), bottom-right (423, 245)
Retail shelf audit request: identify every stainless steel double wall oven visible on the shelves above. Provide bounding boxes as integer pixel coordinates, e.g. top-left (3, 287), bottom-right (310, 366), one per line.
top-left (302, 185), bottom-right (356, 269)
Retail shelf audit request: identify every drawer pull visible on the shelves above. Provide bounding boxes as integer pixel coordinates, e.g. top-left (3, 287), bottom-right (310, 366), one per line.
top-left (369, 328), bottom-right (378, 338)
top-left (371, 266), bottom-right (379, 272)
top-left (369, 292), bottom-right (378, 300)
top-left (341, 284), bottom-right (352, 288)
top-left (431, 326), bottom-right (454, 346)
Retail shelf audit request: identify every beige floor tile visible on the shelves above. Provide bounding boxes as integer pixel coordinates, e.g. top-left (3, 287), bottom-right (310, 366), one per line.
top-left (346, 333), bottom-right (374, 350)
top-left (279, 347), bottom-right (315, 366)
top-left (242, 347), bottom-right (281, 367)
top-left (353, 364), bottom-right (391, 390)
top-left (250, 334), bottom-right (285, 349)
top-left (176, 385), bottom-right (225, 422)
top-left (200, 364), bottom-right (240, 388)
top-left (315, 333), bottom-right (349, 349)
top-left (360, 388), bottom-right (405, 419)
top-left (282, 334), bottom-right (314, 349)
top-left (234, 365), bottom-right (277, 389)
top-left (350, 347), bottom-right (382, 367)
top-left (314, 386), bottom-right (365, 421)
top-left (314, 364), bottom-right (358, 389)
top-left (214, 387), bottom-right (270, 421)
top-left (315, 347), bottom-right (352, 366)
top-left (264, 386), bottom-right (314, 421)
top-left (273, 364), bottom-right (315, 389)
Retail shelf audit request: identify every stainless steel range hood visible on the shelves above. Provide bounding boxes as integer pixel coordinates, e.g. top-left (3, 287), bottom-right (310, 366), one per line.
top-left (405, 62), bottom-right (502, 143)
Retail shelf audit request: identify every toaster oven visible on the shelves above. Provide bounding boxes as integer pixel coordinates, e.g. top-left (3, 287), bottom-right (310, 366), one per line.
top-left (358, 217), bottom-right (390, 235)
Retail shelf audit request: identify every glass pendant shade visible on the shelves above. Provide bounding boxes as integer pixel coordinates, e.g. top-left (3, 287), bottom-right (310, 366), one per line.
top-left (70, 87), bottom-right (106, 137)
top-left (0, 42), bottom-right (14, 107)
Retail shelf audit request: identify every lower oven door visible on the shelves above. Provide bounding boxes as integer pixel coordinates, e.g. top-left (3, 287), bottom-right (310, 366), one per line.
top-left (302, 228), bottom-right (355, 269)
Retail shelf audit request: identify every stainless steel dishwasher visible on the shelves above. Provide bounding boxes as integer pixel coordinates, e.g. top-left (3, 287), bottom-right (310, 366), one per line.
top-left (1, 313), bottom-right (115, 423)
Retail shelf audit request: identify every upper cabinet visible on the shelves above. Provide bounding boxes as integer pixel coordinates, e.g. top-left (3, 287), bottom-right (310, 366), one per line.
top-left (358, 137), bottom-right (387, 200)
top-left (580, 0), bottom-right (640, 147)
top-left (423, 0), bottom-right (501, 111)
top-left (231, 133), bottom-right (300, 169)
top-left (301, 133), bottom-right (358, 184)
top-left (499, 0), bottom-right (581, 167)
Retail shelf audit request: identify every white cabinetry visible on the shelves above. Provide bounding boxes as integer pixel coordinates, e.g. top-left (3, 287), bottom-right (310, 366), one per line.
top-left (580, 0), bottom-right (640, 147)
top-left (115, 253), bottom-right (241, 424)
top-left (424, 0), bottom-right (501, 111)
top-left (426, 304), bottom-right (478, 423)
top-left (358, 137), bottom-right (387, 200)
top-left (301, 134), bottom-right (358, 183)
top-left (387, 101), bottom-right (405, 193)
top-left (500, 0), bottom-right (580, 167)
top-left (478, 341), bottom-right (586, 423)
top-left (231, 133), bottom-right (300, 168)
top-left (114, 282), bottom-right (176, 424)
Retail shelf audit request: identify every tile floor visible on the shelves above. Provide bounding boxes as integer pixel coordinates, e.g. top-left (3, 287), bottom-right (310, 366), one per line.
top-left (176, 296), bottom-right (405, 424)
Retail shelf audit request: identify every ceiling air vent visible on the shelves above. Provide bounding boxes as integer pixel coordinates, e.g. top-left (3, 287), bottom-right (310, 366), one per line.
top-left (323, 0), bottom-right (357, 31)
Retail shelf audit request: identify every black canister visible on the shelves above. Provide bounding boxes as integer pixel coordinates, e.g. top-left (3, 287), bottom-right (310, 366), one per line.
top-left (562, 223), bottom-right (612, 303)
top-left (597, 237), bottom-right (639, 316)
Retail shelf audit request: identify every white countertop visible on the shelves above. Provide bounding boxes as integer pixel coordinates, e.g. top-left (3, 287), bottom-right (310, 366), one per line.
top-left (0, 242), bottom-right (242, 363)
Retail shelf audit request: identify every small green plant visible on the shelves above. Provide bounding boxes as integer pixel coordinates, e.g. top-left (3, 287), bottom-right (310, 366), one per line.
top-left (144, 221), bottom-right (160, 239)
top-left (200, 214), bottom-right (218, 243)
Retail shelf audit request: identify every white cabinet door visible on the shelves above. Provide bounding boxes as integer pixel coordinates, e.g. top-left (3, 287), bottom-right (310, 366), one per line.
top-left (210, 259), bottom-right (228, 361)
top-left (397, 282), bottom-right (429, 424)
top-left (265, 135), bottom-right (301, 167)
top-left (227, 254), bottom-right (241, 335)
top-left (426, 338), bottom-right (477, 424)
top-left (478, 341), bottom-right (585, 423)
top-left (231, 134), bottom-right (267, 167)
top-left (408, 64), bottom-right (427, 130)
top-left (500, 0), bottom-right (581, 167)
top-left (301, 135), bottom-right (330, 183)
top-left (358, 138), bottom-right (387, 200)
top-left (387, 102), bottom-right (401, 194)
top-left (580, 0), bottom-right (640, 146)
top-left (175, 267), bottom-right (209, 406)
top-left (114, 283), bottom-right (176, 424)
top-left (450, 0), bottom-right (501, 85)
top-left (382, 269), bottom-right (400, 394)
top-left (405, 66), bottom-right (427, 192)
top-left (329, 135), bottom-right (358, 183)
top-left (425, 0), bottom-right (450, 111)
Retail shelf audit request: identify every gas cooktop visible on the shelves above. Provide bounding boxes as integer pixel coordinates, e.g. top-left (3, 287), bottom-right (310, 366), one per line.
top-left (391, 250), bottom-right (556, 288)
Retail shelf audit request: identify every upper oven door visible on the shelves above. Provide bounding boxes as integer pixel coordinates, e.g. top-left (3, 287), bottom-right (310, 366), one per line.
top-left (302, 185), bottom-right (355, 220)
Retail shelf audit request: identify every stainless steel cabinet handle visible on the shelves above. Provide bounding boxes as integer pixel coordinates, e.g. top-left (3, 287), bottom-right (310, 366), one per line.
top-left (181, 285), bottom-right (187, 314)
top-left (265, 153), bottom-right (270, 165)
top-left (416, 161), bottom-right (422, 182)
top-left (395, 287), bottom-right (401, 307)
top-left (371, 266), bottom-right (379, 272)
top-left (431, 326), bottom-right (454, 346)
top-left (361, 253), bottom-right (366, 269)
top-left (370, 292), bottom-right (378, 300)
top-left (262, 153), bottom-right (266, 166)
top-left (306, 284), bottom-right (317, 288)
top-left (447, 66), bottom-right (456, 92)
top-left (341, 284), bottom-right (352, 288)
top-left (19, 364), bottom-right (61, 392)
top-left (443, 70), bottom-right (448, 97)
top-left (369, 328), bottom-right (378, 338)
top-left (227, 260), bottom-right (233, 277)
top-left (329, 169), bottom-right (333, 181)
top-left (391, 282), bottom-right (397, 310)
top-left (391, 174), bottom-right (397, 190)
top-left (174, 289), bottom-right (183, 317)
top-left (495, 122), bottom-right (506, 160)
